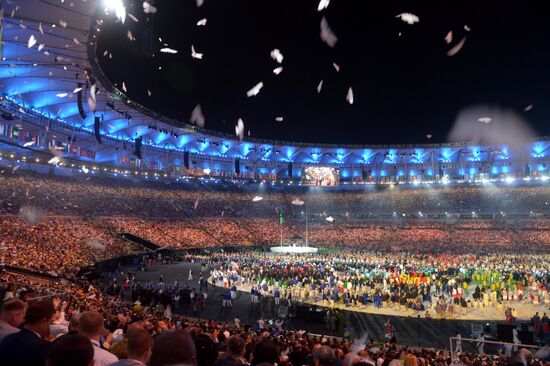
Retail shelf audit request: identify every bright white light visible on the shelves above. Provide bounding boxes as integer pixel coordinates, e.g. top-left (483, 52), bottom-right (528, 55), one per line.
top-left (292, 199), bottom-right (305, 206)
top-left (505, 176), bottom-right (515, 183)
top-left (326, 216), bottom-right (334, 222)
top-left (104, 0), bottom-right (126, 23)
top-left (203, 168), bottom-right (211, 175)
top-left (252, 196), bottom-right (263, 202)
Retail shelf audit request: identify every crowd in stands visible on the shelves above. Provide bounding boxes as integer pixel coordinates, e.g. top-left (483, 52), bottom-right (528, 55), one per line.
top-left (0, 269), bottom-right (549, 366)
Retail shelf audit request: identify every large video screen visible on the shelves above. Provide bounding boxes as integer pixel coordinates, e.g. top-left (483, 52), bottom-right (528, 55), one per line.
top-left (302, 167), bottom-right (340, 186)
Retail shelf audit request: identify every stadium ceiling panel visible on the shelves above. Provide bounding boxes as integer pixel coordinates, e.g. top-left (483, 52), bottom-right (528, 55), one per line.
top-left (0, 0), bottom-right (549, 175)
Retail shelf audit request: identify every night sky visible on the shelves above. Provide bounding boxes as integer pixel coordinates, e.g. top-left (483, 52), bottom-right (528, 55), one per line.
top-left (97, 0), bottom-right (550, 145)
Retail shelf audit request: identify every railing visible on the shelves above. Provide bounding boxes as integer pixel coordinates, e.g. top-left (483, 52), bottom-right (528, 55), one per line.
top-left (449, 336), bottom-right (543, 358)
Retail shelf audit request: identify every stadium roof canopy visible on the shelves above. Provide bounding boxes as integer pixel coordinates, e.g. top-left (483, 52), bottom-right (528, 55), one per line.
top-left (1, 0), bottom-right (550, 179)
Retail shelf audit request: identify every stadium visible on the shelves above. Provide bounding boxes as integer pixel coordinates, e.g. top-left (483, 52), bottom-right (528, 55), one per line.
top-left (0, 0), bottom-right (549, 365)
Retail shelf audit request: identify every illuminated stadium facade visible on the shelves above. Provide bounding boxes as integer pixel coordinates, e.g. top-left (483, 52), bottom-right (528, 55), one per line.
top-left (1, 0), bottom-right (550, 185)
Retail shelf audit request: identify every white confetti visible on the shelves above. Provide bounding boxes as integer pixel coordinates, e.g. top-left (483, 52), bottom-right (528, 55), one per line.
top-left (396, 13), bottom-right (419, 25)
top-left (56, 93), bottom-right (68, 98)
top-left (275, 116), bottom-right (284, 122)
top-left (160, 47), bottom-right (178, 54)
top-left (191, 45), bottom-right (203, 59)
top-left (270, 49), bottom-right (284, 64)
top-left (122, 81), bottom-right (127, 92)
top-left (317, 80), bottom-right (323, 93)
top-left (37, 44), bottom-right (45, 51)
top-left (73, 37), bottom-right (80, 45)
top-left (318, 0), bottom-right (330, 11)
top-left (194, 199), bottom-right (199, 210)
top-left (23, 140), bottom-right (35, 147)
top-left (273, 66), bottom-right (283, 75)
top-left (38, 22), bottom-right (44, 34)
top-left (292, 199), bottom-right (305, 206)
top-left (477, 117), bottom-right (492, 124)
top-left (326, 216), bottom-right (335, 222)
top-left (346, 87), bottom-right (354, 104)
top-left (426, 134), bottom-right (432, 139)
top-left (73, 87), bottom-right (83, 93)
top-left (524, 104), bottom-right (533, 112)
top-left (27, 34), bottom-right (37, 48)
top-left (252, 196), bottom-right (263, 202)
top-left (147, 90), bottom-right (152, 96)
top-left (320, 17), bottom-right (338, 47)
top-left (103, 50), bottom-right (109, 56)
top-left (246, 82), bottom-right (263, 97)
top-left (59, 20), bottom-right (68, 28)
top-left (127, 30), bottom-right (135, 41)
top-left (333, 63), bottom-right (340, 72)
top-left (196, 0), bottom-right (204, 7)
top-left (235, 118), bottom-right (245, 140)
top-left (189, 104), bottom-right (205, 128)
top-left (444, 31), bottom-right (453, 44)
top-left (128, 13), bottom-right (139, 22)
top-left (48, 156), bottom-right (61, 164)
top-left (464, 24), bottom-right (471, 32)
top-left (143, 1), bottom-right (157, 14)
top-left (447, 36), bottom-right (466, 56)
top-left (197, 18), bottom-right (207, 26)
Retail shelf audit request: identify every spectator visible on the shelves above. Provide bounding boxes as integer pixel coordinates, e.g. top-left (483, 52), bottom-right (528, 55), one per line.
top-left (250, 339), bottom-right (279, 366)
top-left (0, 299), bottom-right (26, 343)
top-left (47, 334), bottom-right (94, 366)
top-left (314, 345), bottom-right (336, 366)
top-left (0, 300), bottom-right (55, 366)
top-left (150, 329), bottom-right (196, 366)
top-left (109, 328), bottom-right (152, 366)
top-left (216, 335), bottom-right (249, 366)
top-left (79, 311), bottom-right (119, 366)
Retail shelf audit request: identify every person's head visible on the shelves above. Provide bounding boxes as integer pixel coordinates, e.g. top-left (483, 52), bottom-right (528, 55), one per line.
top-left (127, 328), bottom-right (153, 363)
top-left (227, 335), bottom-right (246, 358)
top-left (25, 300), bottom-right (55, 338)
top-left (251, 338), bottom-right (279, 366)
top-left (192, 333), bottom-right (218, 366)
top-left (150, 330), bottom-right (197, 366)
top-left (68, 316), bottom-right (80, 332)
top-left (78, 311), bottom-right (104, 341)
top-left (47, 334), bottom-right (94, 366)
top-left (0, 299), bottom-right (27, 327)
top-left (404, 353), bottom-right (418, 366)
top-left (314, 345), bottom-right (336, 366)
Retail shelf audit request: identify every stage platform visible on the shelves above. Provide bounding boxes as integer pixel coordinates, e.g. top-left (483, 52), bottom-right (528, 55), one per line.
top-left (270, 246), bottom-right (318, 253)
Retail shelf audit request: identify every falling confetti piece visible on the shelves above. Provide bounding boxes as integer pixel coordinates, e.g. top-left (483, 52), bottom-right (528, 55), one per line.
top-left (196, 0), bottom-right (204, 7)
top-left (103, 50), bottom-right (108, 56)
top-left (127, 30), bottom-right (135, 41)
top-left (85, 240), bottom-right (106, 251)
top-left (524, 104), bottom-right (533, 112)
top-left (23, 140), bottom-right (35, 147)
top-left (292, 199), bottom-right (305, 206)
top-left (252, 196), bottom-right (263, 202)
top-left (333, 63), bottom-right (340, 72)
top-left (270, 49), bottom-right (284, 63)
top-left (235, 118), bottom-right (245, 140)
top-left (396, 13), bottom-right (419, 25)
top-left (73, 87), bottom-right (83, 93)
top-left (27, 34), bottom-right (36, 48)
top-left (37, 44), bottom-right (45, 51)
top-left (317, 80), bottom-right (323, 93)
top-left (273, 66), bottom-right (283, 75)
top-left (464, 24), bottom-right (471, 32)
top-left (447, 36), bottom-right (466, 56)
top-left (197, 18), bottom-right (207, 26)
top-left (147, 90), bottom-right (152, 96)
top-left (39, 22), bottom-right (44, 34)
top-left (191, 45), bottom-right (203, 59)
top-left (59, 20), bottom-right (68, 28)
top-left (346, 87), bottom-right (354, 104)
top-left (48, 156), bottom-right (60, 164)
top-left (56, 93), bottom-right (68, 98)
top-left (320, 17), bottom-right (338, 47)
top-left (478, 117), bottom-right (492, 124)
top-left (194, 199), bottom-right (199, 210)
top-left (318, 0), bottom-right (330, 11)
top-left (73, 38), bottom-right (80, 45)
top-left (426, 134), bottom-right (432, 139)
top-left (128, 13), bottom-right (139, 22)
top-left (189, 104), bottom-right (205, 128)
top-left (143, 1), bottom-right (157, 14)
top-left (444, 31), bottom-right (453, 44)
top-left (246, 82), bottom-right (263, 97)
top-left (326, 216), bottom-right (335, 222)
top-left (160, 47), bottom-right (178, 54)
top-left (275, 117), bottom-right (284, 122)
top-left (122, 81), bottom-right (127, 92)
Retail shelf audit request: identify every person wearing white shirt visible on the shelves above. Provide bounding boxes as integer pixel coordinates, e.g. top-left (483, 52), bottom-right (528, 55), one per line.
top-left (79, 311), bottom-right (118, 366)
